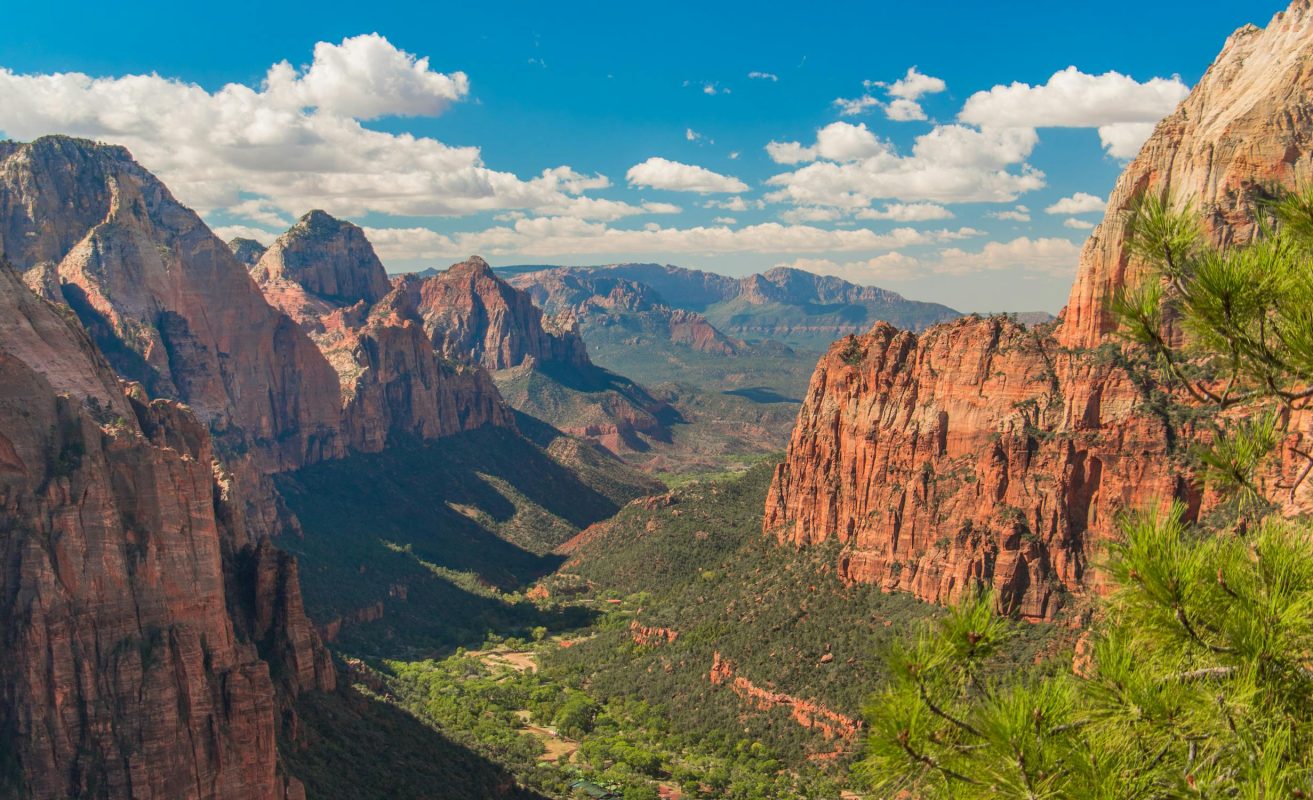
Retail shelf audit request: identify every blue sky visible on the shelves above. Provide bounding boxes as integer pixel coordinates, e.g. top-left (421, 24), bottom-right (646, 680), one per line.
top-left (0, 1), bottom-right (1290, 312)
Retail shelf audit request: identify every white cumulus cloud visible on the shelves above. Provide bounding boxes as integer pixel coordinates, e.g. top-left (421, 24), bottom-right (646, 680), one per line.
top-left (936, 236), bottom-right (1081, 276)
top-left (833, 94), bottom-right (883, 117)
top-left (766, 124), bottom-right (1043, 207)
top-left (958, 67), bottom-right (1187, 158)
top-left (886, 67), bottom-right (947, 102)
top-left (365, 219), bottom-right (982, 261)
top-left (783, 252), bottom-right (924, 282)
top-left (836, 67), bottom-right (946, 121)
top-left (626, 157), bottom-right (749, 193)
top-left (855, 202), bottom-right (954, 222)
top-left (988, 205), bottom-right (1031, 222)
top-left (1045, 192), bottom-right (1106, 215)
top-left (0, 34), bottom-right (651, 224)
top-left (1096, 123), bottom-right (1158, 159)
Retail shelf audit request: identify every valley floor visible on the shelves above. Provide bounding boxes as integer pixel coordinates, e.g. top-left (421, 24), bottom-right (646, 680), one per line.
top-left (285, 456), bottom-right (1067, 799)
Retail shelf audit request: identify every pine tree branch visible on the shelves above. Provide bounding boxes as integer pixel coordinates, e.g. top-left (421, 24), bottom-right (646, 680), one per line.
top-left (1170, 666), bottom-right (1234, 681)
top-left (1174, 606), bottom-right (1234, 655)
top-left (896, 730), bottom-right (980, 785)
top-left (915, 679), bottom-right (983, 739)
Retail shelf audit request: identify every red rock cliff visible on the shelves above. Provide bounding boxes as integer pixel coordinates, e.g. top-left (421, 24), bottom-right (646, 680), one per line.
top-left (252, 210), bottom-right (392, 309)
top-left (1059, 2), bottom-right (1313, 348)
top-left (0, 263), bottom-right (329, 799)
top-left (766, 1), bottom-right (1313, 620)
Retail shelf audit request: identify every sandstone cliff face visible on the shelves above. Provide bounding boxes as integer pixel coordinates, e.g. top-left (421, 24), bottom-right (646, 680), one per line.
top-left (409, 257), bottom-right (592, 370)
top-left (0, 264), bottom-right (329, 800)
top-left (0, 137), bottom-right (344, 473)
top-left (766, 1), bottom-right (1313, 620)
top-left (251, 216), bottom-right (516, 452)
top-left (765, 319), bottom-right (1182, 620)
top-left (1058, 0), bottom-right (1313, 349)
top-left (509, 268), bottom-right (745, 355)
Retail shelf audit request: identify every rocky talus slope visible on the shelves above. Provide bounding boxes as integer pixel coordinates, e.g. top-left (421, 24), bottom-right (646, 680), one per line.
top-left (0, 263), bottom-right (331, 800)
top-left (765, 1), bottom-right (1313, 620)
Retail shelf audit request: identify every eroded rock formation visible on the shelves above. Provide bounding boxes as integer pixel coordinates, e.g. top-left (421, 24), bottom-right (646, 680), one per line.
top-left (251, 214), bottom-right (515, 452)
top-left (709, 651), bottom-right (861, 761)
top-left (765, 1), bottom-right (1313, 620)
top-left (406, 256), bottom-right (592, 370)
top-left (252, 211), bottom-right (392, 309)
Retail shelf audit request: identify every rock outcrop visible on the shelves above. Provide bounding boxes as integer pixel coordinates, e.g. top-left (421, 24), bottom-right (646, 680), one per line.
top-left (390, 259), bottom-right (678, 455)
top-left (252, 211), bottom-right (392, 312)
top-left (228, 237), bottom-right (268, 268)
top-left (709, 651), bottom-right (861, 761)
top-left (765, 1), bottom-right (1313, 620)
top-left (0, 263), bottom-right (330, 799)
top-left (407, 256), bottom-right (592, 370)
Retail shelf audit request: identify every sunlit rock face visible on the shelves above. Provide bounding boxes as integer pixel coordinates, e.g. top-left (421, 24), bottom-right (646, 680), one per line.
top-left (766, 1), bottom-right (1313, 621)
top-left (0, 136), bottom-right (346, 473)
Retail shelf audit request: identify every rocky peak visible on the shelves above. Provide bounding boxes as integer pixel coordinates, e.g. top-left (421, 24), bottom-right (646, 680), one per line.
top-left (0, 136), bottom-right (344, 473)
top-left (253, 210), bottom-right (392, 307)
top-left (406, 256), bottom-right (593, 371)
top-left (1058, 0), bottom-right (1313, 348)
top-left (228, 236), bottom-right (268, 268)
top-left (756, 267), bottom-right (902, 306)
top-left (446, 254), bottom-right (498, 278)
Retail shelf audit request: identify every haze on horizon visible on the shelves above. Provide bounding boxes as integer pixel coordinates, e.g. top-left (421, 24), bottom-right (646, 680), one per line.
top-left (0, 0), bottom-right (1287, 313)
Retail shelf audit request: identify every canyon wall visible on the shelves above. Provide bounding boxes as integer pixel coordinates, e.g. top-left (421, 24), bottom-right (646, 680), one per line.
top-left (0, 263), bottom-right (329, 799)
top-left (766, 1), bottom-right (1313, 620)
top-left (0, 137), bottom-right (345, 474)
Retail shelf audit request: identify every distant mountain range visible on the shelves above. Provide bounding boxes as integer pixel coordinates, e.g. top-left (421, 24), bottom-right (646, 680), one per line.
top-left (502, 262), bottom-right (961, 352)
